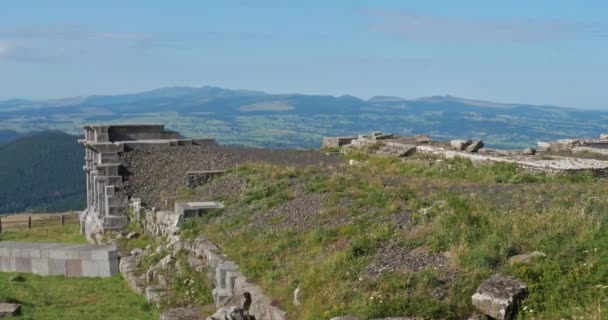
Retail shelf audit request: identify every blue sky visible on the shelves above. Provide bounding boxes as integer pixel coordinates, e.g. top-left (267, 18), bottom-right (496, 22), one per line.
top-left (1, 0), bottom-right (607, 108)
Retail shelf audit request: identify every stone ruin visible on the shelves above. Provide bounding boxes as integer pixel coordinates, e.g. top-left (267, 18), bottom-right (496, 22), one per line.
top-left (78, 124), bottom-right (216, 242)
top-left (80, 123), bottom-right (338, 242)
top-left (78, 124), bottom-right (311, 320)
top-left (323, 131), bottom-right (608, 176)
top-left (73, 124), bottom-right (608, 319)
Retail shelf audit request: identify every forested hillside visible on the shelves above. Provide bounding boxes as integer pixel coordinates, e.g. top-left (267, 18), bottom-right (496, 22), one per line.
top-left (0, 131), bottom-right (85, 213)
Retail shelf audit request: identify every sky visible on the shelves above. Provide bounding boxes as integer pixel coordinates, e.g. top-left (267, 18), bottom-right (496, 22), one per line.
top-left (1, 0), bottom-right (607, 108)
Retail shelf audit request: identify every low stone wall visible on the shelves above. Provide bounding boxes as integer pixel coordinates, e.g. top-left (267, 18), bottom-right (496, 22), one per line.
top-left (118, 203), bottom-right (286, 319)
top-left (0, 242), bottom-right (118, 277)
top-left (416, 145), bottom-right (608, 176)
top-left (322, 136), bottom-right (356, 148)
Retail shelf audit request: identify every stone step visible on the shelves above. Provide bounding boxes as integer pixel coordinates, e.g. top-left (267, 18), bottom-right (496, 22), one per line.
top-left (103, 215), bottom-right (128, 230)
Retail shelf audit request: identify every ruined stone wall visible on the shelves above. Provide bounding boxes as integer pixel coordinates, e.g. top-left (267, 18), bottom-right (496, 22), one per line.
top-left (119, 201), bottom-right (287, 320)
top-left (0, 242), bottom-right (118, 277)
top-left (78, 124), bottom-right (216, 242)
top-left (322, 136), bottom-right (356, 148)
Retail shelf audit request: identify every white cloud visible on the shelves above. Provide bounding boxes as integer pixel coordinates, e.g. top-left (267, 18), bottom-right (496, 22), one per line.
top-left (95, 32), bottom-right (146, 41)
top-left (362, 9), bottom-right (608, 43)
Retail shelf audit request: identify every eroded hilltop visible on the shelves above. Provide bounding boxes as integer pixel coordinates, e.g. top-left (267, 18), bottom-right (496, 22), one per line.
top-left (79, 124), bottom-right (608, 320)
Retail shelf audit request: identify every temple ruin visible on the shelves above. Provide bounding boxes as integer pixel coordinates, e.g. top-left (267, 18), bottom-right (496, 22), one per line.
top-left (78, 123), bottom-right (336, 242)
top-left (78, 124), bottom-right (215, 242)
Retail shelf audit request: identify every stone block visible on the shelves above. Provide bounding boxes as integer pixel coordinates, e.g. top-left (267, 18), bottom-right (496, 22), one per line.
top-left (508, 251), bottom-right (546, 265)
top-left (20, 246), bottom-right (42, 259)
top-left (0, 303), bottom-right (21, 317)
top-left (466, 140), bottom-right (484, 153)
top-left (48, 245), bottom-right (87, 260)
top-left (65, 259), bottom-right (83, 277)
top-left (472, 274), bottom-right (527, 320)
top-left (48, 259), bottom-right (67, 275)
top-left (451, 139), bottom-right (473, 151)
top-left (87, 246), bottom-right (117, 261)
top-left (31, 258), bottom-right (50, 275)
top-left (96, 260), bottom-right (112, 277)
top-left (82, 260), bottom-right (100, 277)
top-left (160, 307), bottom-right (204, 320)
top-left (0, 257), bottom-right (16, 272)
top-left (15, 257), bottom-right (32, 273)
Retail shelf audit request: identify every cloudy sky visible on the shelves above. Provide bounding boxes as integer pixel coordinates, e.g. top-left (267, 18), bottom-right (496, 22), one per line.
top-left (1, 0), bottom-right (607, 108)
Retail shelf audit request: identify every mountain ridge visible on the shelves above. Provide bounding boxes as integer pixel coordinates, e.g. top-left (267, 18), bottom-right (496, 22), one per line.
top-left (0, 85), bottom-right (607, 150)
top-left (0, 85), bottom-right (594, 111)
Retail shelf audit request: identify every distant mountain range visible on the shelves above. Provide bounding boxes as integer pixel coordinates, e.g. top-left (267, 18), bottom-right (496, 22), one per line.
top-left (2, 86), bottom-right (608, 149)
top-left (2, 86), bottom-right (608, 213)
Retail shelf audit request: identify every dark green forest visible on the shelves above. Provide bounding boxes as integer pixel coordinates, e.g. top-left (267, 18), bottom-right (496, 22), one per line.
top-left (0, 131), bottom-right (85, 213)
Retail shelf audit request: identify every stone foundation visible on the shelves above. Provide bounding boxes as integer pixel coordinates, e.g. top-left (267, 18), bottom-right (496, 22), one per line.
top-left (118, 199), bottom-right (286, 320)
top-left (322, 136), bottom-right (356, 148)
top-left (0, 242), bottom-right (118, 277)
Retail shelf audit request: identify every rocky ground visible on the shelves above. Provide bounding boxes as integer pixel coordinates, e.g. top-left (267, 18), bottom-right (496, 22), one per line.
top-left (119, 144), bottom-right (340, 209)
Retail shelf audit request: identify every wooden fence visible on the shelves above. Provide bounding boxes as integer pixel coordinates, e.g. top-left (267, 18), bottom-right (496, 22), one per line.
top-left (0, 213), bottom-right (79, 233)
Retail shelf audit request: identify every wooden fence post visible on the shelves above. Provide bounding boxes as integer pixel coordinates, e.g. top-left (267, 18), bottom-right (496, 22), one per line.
top-left (28, 216), bottom-right (32, 229)
top-left (0, 218), bottom-right (2, 233)
top-left (61, 214), bottom-right (65, 225)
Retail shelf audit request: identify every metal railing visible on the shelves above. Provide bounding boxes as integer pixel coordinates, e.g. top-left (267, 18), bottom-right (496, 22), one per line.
top-left (0, 213), bottom-right (79, 233)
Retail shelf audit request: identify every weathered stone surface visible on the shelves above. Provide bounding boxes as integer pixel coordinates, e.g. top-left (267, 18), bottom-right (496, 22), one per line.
top-left (537, 141), bottom-right (551, 150)
top-left (508, 251), bottom-right (546, 265)
top-left (0, 303), bottom-right (21, 317)
top-left (376, 144), bottom-right (416, 157)
top-left (521, 148), bottom-right (536, 156)
top-left (293, 285), bottom-right (301, 307)
top-left (349, 159), bottom-right (361, 166)
top-left (572, 147), bottom-right (608, 156)
top-left (145, 285), bottom-right (168, 307)
top-left (126, 232), bottom-right (139, 239)
top-left (157, 254), bottom-right (174, 269)
top-left (207, 306), bottom-right (255, 320)
top-left (466, 140), bottom-right (484, 153)
top-left (472, 274), bottom-right (527, 320)
top-left (161, 307), bottom-right (204, 320)
top-left (0, 242), bottom-right (118, 277)
top-left (322, 136), bottom-right (356, 148)
top-left (601, 134), bottom-right (608, 140)
top-left (466, 314), bottom-right (488, 320)
top-left (451, 139), bottom-right (473, 151)
top-left (415, 134), bottom-right (432, 144)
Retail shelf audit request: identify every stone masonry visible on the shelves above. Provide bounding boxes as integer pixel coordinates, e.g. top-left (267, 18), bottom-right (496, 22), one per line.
top-left (322, 136), bottom-right (356, 148)
top-left (326, 132), bottom-right (608, 176)
top-left (78, 124), bottom-right (215, 242)
top-left (0, 242), bottom-right (119, 277)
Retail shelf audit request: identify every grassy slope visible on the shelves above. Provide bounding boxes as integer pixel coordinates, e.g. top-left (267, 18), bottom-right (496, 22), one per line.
top-left (181, 152), bottom-right (608, 319)
top-left (0, 273), bottom-right (158, 320)
top-left (0, 223), bottom-right (158, 319)
top-left (0, 224), bottom-right (87, 244)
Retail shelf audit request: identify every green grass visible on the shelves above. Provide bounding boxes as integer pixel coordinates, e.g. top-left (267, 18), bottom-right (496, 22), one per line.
top-left (178, 151), bottom-right (608, 319)
top-left (0, 224), bottom-right (86, 244)
top-left (0, 273), bottom-right (158, 320)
